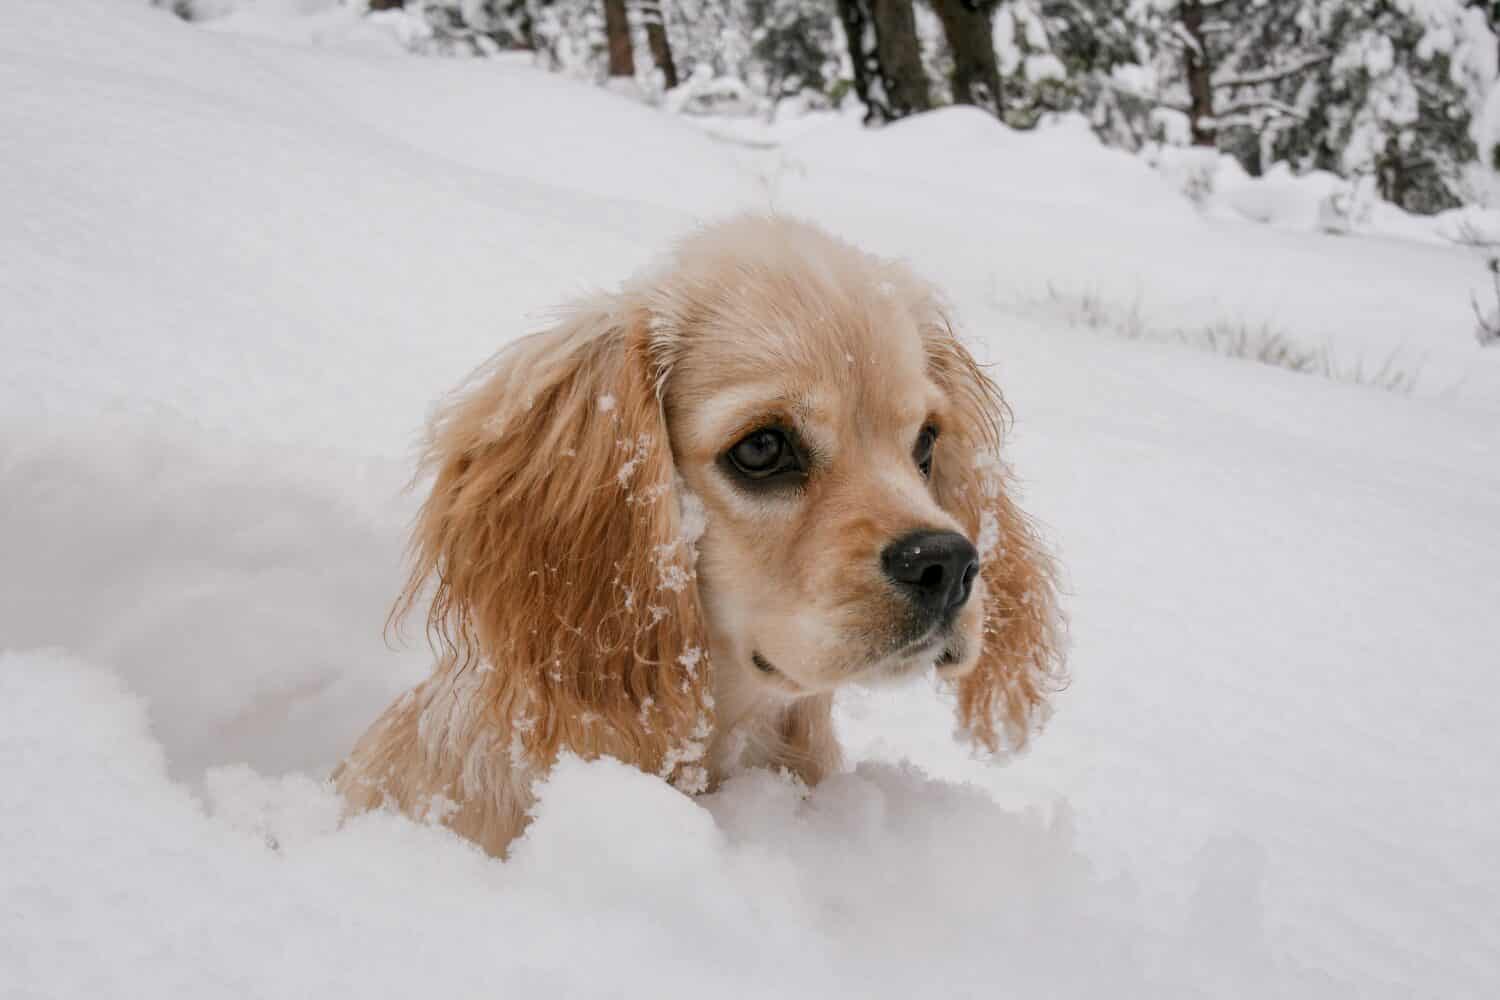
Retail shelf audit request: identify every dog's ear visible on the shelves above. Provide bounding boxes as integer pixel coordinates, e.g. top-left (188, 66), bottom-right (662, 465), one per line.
top-left (922, 310), bottom-right (1068, 753)
top-left (393, 293), bottom-right (713, 791)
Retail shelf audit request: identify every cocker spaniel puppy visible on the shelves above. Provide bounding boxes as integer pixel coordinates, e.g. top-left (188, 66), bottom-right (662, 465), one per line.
top-left (334, 216), bottom-right (1065, 857)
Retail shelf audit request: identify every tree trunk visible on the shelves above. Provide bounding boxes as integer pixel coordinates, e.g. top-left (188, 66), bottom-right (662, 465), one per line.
top-left (872, 0), bottom-right (930, 117)
top-left (835, 0), bottom-right (930, 124)
top-left (1180, 1), bottom-right (1216, 147)
top-left (639, 0), bottom-right (678, 89)
top-left (603, 0), bottom-right (634, 78)
top-left (928, 0), bottom-right (1002, 117)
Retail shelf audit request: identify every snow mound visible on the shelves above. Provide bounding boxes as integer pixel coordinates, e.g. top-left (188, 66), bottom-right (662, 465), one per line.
top-left (783, 108), bottom-right (1196, 226)
top-left (3, 651), bottom-right (1337, 998)
top-left (0, 416), bottom-right (423, 782)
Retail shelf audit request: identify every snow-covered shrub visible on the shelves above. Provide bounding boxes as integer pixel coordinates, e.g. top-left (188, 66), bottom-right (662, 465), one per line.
top-left (418, 0), bottom-right (535, 52)
top-left (663, 65), bottom-right (760, 116)
top-left (993, 0), bottom-right (1076, 128)
top-left (365, 0), bottom-right (534, 56)
top-left (1285, 2), bottom-right (1485, 215)
top-left (743, 0), bottom-right (844, 107)
top-left (533, 0), bottom-right (609, 82)
top-left (1212, 0), bottom-right (1493, 214)
top-left (994, 3), bottom-right (1153, 146)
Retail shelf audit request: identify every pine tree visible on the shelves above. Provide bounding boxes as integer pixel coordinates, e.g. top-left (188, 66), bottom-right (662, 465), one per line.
top-left (1035, 0), bottom-right (1151, 142)
top-left (1252, 0), bottom-right (1488, 212)
top-left (1054, 0), bottom-right (1493, 212)
top-left (1123, 0), bottom-right (1331, 153)
top-left (743, 0), bottom-right (843, 104)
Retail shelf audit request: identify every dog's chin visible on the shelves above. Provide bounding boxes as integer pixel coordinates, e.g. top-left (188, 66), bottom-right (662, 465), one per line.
top-left (855, 658), bottom-right (934, 688)
top-left (855, 632), bottom-right (976, 688)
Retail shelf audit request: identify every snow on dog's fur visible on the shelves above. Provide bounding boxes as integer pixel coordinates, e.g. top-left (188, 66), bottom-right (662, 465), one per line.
top-left (335, 216), bottom-right (1066, 856)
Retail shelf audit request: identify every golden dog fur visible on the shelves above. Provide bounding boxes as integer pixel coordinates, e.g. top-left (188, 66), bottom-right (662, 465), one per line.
top-left (334, 216), bottom-right (1065, 856)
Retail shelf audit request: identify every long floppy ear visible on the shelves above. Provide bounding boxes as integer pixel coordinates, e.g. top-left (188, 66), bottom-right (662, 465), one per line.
top-left (923, 311), bottom-right (1068, 754)
top-left (392, 292), bottom-right (713, 791)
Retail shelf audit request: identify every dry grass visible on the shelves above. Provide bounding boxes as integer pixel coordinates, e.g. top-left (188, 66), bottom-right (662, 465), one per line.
top-left (1034, 284), bottom-right (1419, 395)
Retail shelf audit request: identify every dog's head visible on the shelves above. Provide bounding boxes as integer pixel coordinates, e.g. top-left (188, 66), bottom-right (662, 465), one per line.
top-left (396, 216), bottom-right (1064, 786)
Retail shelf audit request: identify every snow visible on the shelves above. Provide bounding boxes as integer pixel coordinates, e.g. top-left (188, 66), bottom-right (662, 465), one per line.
top-left (4, 1), bottom-right (1500, 996)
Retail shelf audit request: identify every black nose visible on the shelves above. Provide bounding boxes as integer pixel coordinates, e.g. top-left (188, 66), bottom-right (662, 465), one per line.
top-left (881, 530), bottom-right (979, 619)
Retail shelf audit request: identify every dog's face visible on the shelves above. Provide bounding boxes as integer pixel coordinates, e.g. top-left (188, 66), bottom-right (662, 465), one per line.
top-left (662, 286), bottom-right (985, 696)
top-left (398, 217), bottom-right (1061, 783)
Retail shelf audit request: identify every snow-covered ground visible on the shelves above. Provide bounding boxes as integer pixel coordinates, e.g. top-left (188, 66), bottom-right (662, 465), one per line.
top-left (4, 1), bottom-right (1499, 996)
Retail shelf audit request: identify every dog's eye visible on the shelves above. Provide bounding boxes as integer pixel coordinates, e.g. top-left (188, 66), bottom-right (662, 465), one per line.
top-left (726, 428), bottom-right (801, 480)
top-left (914, 425), bottom-right (938, 479)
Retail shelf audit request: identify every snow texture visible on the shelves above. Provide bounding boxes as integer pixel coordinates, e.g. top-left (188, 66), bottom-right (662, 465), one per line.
top-left (3, 1), bottom-right (1499, 997)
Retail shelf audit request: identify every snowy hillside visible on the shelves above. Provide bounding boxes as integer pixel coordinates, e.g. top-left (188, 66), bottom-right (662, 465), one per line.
top-left (3, 1), bottom-right (1499, 996)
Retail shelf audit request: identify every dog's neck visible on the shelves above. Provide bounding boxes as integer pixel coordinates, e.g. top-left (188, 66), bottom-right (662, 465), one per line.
top-left (706, 654), bottom-right (840, 789)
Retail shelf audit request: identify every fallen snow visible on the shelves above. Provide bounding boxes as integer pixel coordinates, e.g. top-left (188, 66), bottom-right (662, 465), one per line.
top-left (3, 1), bottom-right (1499, 996)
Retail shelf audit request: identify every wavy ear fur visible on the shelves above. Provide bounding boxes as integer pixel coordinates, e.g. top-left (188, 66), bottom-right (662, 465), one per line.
top-left (393, 293), bottom-right (713, 790)
top-left (923, 310), bottom-right (1068, 753)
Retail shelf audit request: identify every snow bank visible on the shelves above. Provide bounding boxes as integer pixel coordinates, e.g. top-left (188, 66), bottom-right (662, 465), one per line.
top-left (0, 416), bottom-right (423, 781)
top-left (783, 109), bottom-right (1199, 228)
top-left (1148, 146), bottom-right (1500, 249)
top-left (4, 650), bottom-right (1338, 998)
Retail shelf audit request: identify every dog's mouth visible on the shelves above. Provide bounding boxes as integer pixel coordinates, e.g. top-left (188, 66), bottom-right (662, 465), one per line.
top-left (896, 624), bottom-right (961, 664)
top-left (752, 632), bottom-right (967, 692)
top-left (751, 651), bottom-right (804, 693)
top-left (901, 622), bottom-right (974, 673)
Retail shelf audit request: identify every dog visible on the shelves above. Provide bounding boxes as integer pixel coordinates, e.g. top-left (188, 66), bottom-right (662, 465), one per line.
top-left (334, 215), bottom-right (1065, 857)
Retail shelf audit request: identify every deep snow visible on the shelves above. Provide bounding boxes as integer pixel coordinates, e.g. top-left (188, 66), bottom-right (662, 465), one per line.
top-left (3, 1), bottom-right (1499, 997)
